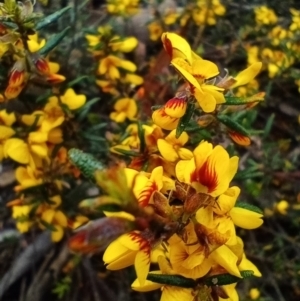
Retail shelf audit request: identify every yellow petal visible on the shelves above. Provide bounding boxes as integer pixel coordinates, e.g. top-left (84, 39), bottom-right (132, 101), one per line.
top-left (231, 62), bottom-right (262, 88)
top-left (131, 276), bottom-right (162, 292)
top-left (171, 59), bottom-right (201, 90)
top-left (4, 138), bottom-right (30, 164)
top-left (51, 225), bottom-right (64, 242)
top-left (239, 254), bottom-right (262, 277)
top-left (177, 148), bottom-right (193, 160)
top-left (135, 250), bottom-right (150, 285)
top-left (30, 143), bottom-right (48, 157)
top-left (194, 88), bottom-right (217, 112)
top-left (110, 36), bottom-right (138, 52)
top-left (54, 210), bottom-right (68, 227)
top-left (210, 245), bottom-right (241, 277)
top-left (162, 32), bottom-right (192, 63)
top-left (161, 286), bottom-right (194, 301)
top-left (192, 59), bottom-right (219, 79)
top-left (214, 186), bottom-right (241, 215)
top-left (29, 131), bottom-right (48, 143)
top-left (41, 209), bottom-right (55, 224)
top-left (61, 88), bottom-right (86, 110)
top-left (157, 139), bottom-right (178, 162)
top-left (152, 107), bottom-right (179, 130)
top-left (164, 97), bottom-right (187, 118)
top-left (230, 207), bottom-right (263, 229)
top-left (0, 125), bottom-right (15, 140)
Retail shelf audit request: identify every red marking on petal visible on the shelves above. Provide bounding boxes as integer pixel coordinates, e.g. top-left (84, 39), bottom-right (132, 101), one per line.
top-left (128, 232), bottom-right (151, 254)
top-left (193, 74), bottom-right (205, 81)
top-left (191, 161), bottom-right (218, 193)
top-left (165, 97), bottom-right (186, 110)
top-left (164, 36), bottom-right (173, 58)
top-left (138, 181), bottom-right (158, 207)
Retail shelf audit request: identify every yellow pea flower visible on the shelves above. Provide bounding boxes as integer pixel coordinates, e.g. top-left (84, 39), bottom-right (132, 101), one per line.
top-left (157, 130), bottom-right (193, 163)
top-left (171, 57), bottom-right (225, 112)
top-left (176, 141), bottom-right (239, 197)
top-left (110, 98), bottom-right (137, 123)
top-left (103, 231), bottom-right (151, 285)
top-left (98, 55), bottom-right (137, 80)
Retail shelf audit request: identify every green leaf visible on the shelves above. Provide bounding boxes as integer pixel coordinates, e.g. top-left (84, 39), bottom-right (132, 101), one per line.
top-left (202, 270), bottom-right (254, 286)
top-left (68, 148), bottom-right (105, 181)
top-left (225, 96), bottom-right (262, 105)
top-left (77, 97), bottom-right (100, 121)
top-left (235, 201), bottom-right (263, 214)
top-left (67, 75), bottom-right (89, 88)
top-left (38, 27), bottom-right (70, 56)
top-left (36, 6), bottom-right (72, 30)
top-left (137, 121), bottom-right (145, 153)
top-left (217, 114), bottom-right (250, 136)
top-left (176, 102), bottom-right (195, 138)
top-left (147, 273), bottom-right (196, 288)
top-left (263, 113), bottom-right (275, 139)
top-left (113, 148), bottom-right (140, 157)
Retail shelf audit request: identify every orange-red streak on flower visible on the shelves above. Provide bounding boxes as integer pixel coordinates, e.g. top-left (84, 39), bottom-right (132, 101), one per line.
top-left (138, 181), bottom-right (158, 207)
top-left (191, 161), bottom-right (218, 193)
top-left (165, 97), bottom-right (186, 110)
top-left (128, 232), bottom-right (151, 259)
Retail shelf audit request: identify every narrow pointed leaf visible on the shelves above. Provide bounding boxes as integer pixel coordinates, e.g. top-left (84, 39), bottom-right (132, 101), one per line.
top-left (68, 148), bottom-right (105, 181)
top-left (36, 6), bottom-right (72, 30)
top-left (217, 114), bottom-right (249, 136)
top-left (176, 102), bottom-right (195, 138)
top-left (39, 27), bottom-right (70, 56)
top-left (147, 273), bottom-right (196, 288)
top-left (113, 148), bottom-right (140, 157)
top-left (225, 96), bottom-right (263, 105)
top-left (137, 121), bottom-right (145, 153)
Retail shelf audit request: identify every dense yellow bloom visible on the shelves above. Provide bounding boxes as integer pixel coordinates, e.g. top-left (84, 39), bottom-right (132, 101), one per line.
top-left (176, 141), bottom-right (238, 197)
top-left (290, 8), bottom-right (300, 31)
top-left (193, 0), bottom-right (226, 25)
top-left (254, 6), bottom-right (278, 25)
top-left (106, 0), bottom-right (139, 15)
top-left (110, 98), bottom-right (138, 122)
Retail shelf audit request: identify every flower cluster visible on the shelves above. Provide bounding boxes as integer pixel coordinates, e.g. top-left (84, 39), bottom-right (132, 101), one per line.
top-left (2, 1), bottom-right (89, 242)
top-left (246, 6), bottom-right (300, 88)
top-left (147, 0), bottom-right (226, 42)
top-left (86, 25), bottom-right (143, 122)
top-left (69, 31), bottom-right (264, 301)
